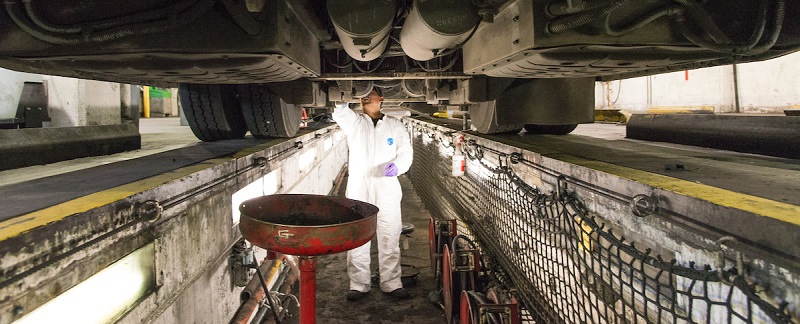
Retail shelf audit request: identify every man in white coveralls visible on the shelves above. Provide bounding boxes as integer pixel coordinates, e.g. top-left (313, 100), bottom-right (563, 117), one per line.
top-left (332, 86), bottom-right (413, 301)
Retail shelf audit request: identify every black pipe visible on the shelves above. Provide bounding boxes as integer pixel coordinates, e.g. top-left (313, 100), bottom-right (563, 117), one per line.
top-left (745, 0), bottom-right (785, 56)
top-left (22, 0), bottom-right (199, 34)
top-left (241, 259), bottom-right (275, 301)
top-left (673, 0), bottom-right (735, 44)
top-left (547, 0), bottom-right (631, 34)
top-left (255, 264), bottom-right (282, 324)
top-left (671, 0), bottom-right (785, 56)
top-left (4, 0), bottom-right (214, 44)
top-left (673, 0), bottom-right (773, 55)
top-left (603, 6), bottom-right (683, 37)
top-left (546, 0), bottom-right (609, 16)
top-left (732, 64), bottom-right (740, 113)
top-left (250, 303), bottom-right (271, 324)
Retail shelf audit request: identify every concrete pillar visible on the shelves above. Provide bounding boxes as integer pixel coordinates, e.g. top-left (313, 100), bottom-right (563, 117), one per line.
top-left (44, 76), bottom-right (121, 127)
top-left (120, 84), bottom-right (140, 127)
top-left (83, 81), bottom-right (121, 125)
top-left (719, 65), bottom-right (737, 113)
top-left (170, 88), bottom-right (179, 117)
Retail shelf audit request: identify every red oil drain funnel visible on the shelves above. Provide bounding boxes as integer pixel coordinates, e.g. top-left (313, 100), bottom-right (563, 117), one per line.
top-left (239, 194), bottom-right (379, 324)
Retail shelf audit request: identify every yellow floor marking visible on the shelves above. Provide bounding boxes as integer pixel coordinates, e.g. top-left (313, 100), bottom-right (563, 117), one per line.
top-left (554, 154), bottom-right (800, 226)
top-left (646, 106), bottom-right (715, 114)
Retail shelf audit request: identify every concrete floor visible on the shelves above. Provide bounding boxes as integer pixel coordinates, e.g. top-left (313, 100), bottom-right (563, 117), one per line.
top-left (293, 175), bottom-right (444, 323)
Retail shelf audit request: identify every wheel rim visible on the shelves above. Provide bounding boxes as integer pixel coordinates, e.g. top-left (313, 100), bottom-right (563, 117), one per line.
top-left (469, 101), bottom-right (496, 134)
top-left (487, 287), bottom-right (499, 304)
top-left (469, 101), bottom-right (523, 134)
top-left (460, 291), bottom-right (473, 324)
top-left (429, 218), bottom-right (437, 281)
top-left (443, 244), bottom-right (454, 323)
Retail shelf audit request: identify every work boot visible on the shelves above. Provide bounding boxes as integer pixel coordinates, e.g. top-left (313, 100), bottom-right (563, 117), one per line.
top-left (385, 288), bottom-right (411, 299)
top-left (346, 290), bottom-right (369, 301)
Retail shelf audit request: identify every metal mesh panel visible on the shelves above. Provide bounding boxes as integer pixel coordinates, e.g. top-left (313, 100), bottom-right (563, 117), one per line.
top-left (404, 119), bottom-right (795, 324)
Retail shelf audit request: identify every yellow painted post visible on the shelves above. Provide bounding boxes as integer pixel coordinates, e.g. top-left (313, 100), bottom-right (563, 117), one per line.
top-left (143, 86), bottom-right (151, 118)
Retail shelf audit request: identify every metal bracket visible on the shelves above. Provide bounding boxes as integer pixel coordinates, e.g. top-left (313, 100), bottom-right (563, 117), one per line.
top-left (478, 303), bottom-right (518, 323)
top-left (453, 250), bottom-right (478, 272)
top-left (630, 194), bottom-right (658, 217)
top-left (715, 236), bottom-right (763, 292)
top-left (556, 175), bottom-right (570, 199)
top-left (135, 200), bottom-right (163, 222)
top-left (230, 240), bottom-right (254, 287)
top-left (253, 156), bottom-right (268, 169)
top-left (434, 219), bottom-right (458, 238)
top-left (715, 236), bottom-right (748, 286)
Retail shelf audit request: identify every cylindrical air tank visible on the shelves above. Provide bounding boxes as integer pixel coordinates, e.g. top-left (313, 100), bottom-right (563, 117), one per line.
top-left (399, 0), bottom-right (480, 62)
top-left (327, 0), bottom-right (398, 62)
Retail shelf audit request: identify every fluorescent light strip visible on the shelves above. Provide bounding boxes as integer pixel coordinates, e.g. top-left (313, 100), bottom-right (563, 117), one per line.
top-left (298, 148), bottom-right (317, 170)
top-left (232, 171), bottom-right (279, 224)
top-left (17, 243), bottom-right (155, 324)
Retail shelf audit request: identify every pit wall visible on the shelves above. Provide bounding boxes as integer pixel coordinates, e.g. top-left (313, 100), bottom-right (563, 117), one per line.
top-left (140, 127), bottom-right (349, 324)
top-left (0, 125), bottom-right (348, 324)
top-left (595, 51), bottom-right (800, 114)
top-left (405, 118), bottom-right (799, 323)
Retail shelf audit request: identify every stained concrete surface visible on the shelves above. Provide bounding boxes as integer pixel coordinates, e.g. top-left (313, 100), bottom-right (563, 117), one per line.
top-left (279, 175), bottom-right (445, 323)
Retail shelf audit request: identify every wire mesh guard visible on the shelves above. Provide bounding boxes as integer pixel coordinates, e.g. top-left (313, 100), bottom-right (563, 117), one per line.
top-left (404, 119), bottom-right (796, 324)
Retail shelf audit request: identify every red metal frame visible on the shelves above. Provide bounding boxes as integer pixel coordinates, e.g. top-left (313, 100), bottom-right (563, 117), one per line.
top-left (430, 218), bottom-right (458, 286)
top-left (429, 218), bottom-right (437, 274)
top-left (443, 244), bottom-right (455, 323)
top-left (460, 290), bottom-right (476, 324)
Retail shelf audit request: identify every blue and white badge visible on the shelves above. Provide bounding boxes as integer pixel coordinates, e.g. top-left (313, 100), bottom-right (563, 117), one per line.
top-left (387, 137), bottom-right (394, 145)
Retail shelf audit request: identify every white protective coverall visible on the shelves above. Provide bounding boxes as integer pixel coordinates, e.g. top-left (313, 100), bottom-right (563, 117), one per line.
top-left (332, 105), bottom-right (413, 293)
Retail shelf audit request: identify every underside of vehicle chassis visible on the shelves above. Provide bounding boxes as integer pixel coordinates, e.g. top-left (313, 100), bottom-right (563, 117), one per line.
top-left (1, 0), bottom-right (798, 139)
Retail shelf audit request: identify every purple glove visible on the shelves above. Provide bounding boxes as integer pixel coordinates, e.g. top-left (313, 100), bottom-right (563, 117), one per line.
top-left (384, 163), bottom-right (398, 177)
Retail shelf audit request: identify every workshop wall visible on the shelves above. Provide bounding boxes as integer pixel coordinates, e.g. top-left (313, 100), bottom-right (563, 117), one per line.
top-left (0, 69), bottom-right (42, 119)
top-left (595, 51), bottom-right (800, 114)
